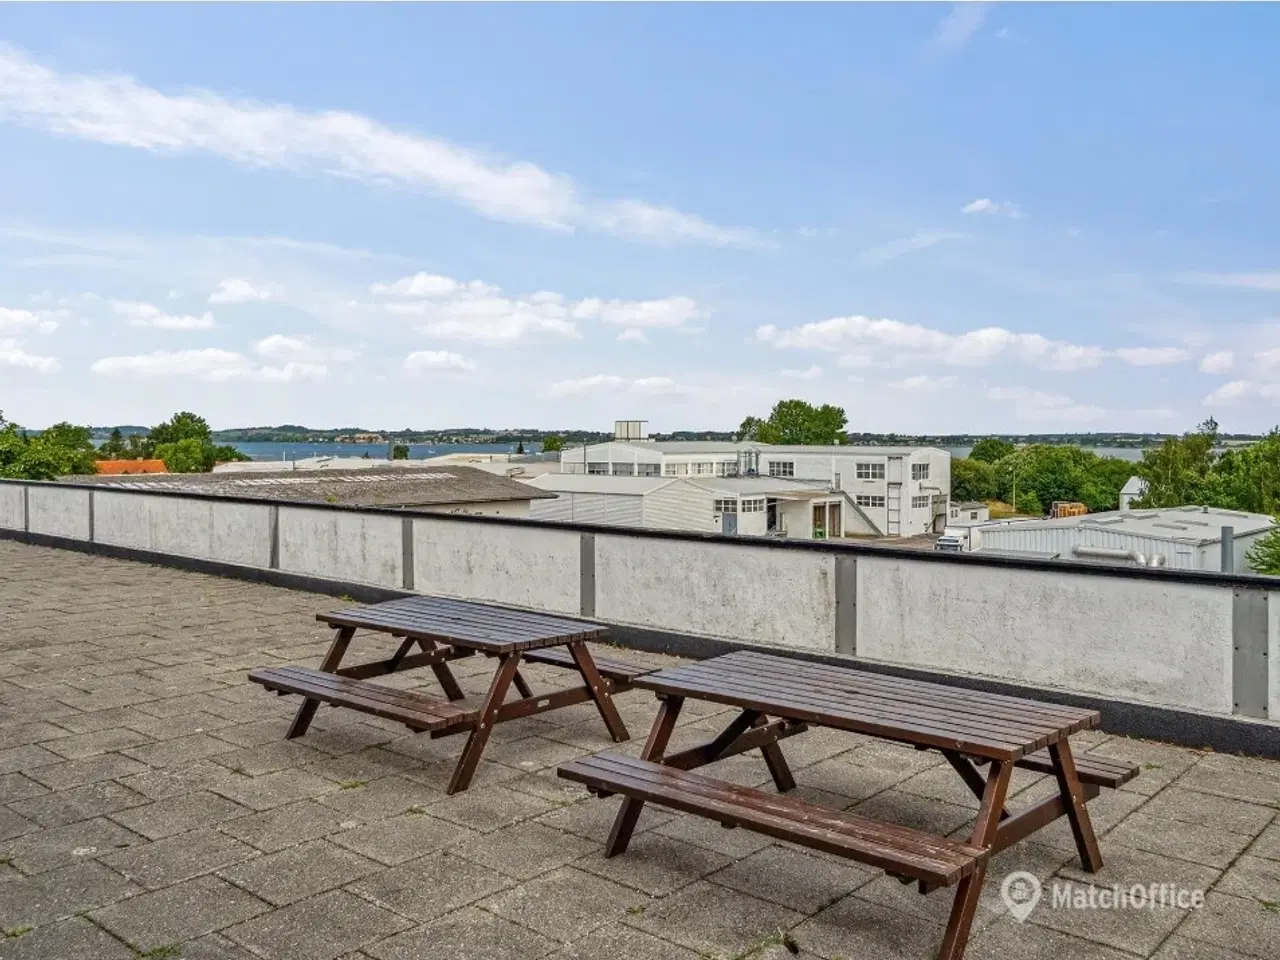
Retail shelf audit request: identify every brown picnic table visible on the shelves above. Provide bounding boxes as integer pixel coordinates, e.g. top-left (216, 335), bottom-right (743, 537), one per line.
top-left (249, 596), bottom-right (646, 793)
top-left (559, 649), bottom-right (1138, 960)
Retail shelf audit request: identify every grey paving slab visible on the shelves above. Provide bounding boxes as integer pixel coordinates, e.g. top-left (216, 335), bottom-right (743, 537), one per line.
top-left (1, 815), bottom-right (145, 874)
top-left (792, 894), bottom-right (946, 960)
top-left (1026, 878), bottom-right (1191, 955)
top-left (101, 828), bottom-right (259, 889)
top-left (108, 790), bottom-right (250, 840)
top-left (451, 820), bottom-right (596, 881)
top-left (550, 923), bottom-right (702, 960)
top-left (0, 917), bottom-right (136, 960)
top-left (1106, 811), bottom-right (1255, 868)
top-left (628, 879), bottom-right (803, 958)
top-left (90, 874), bottom-right (271, 950)
top-left (219, 838), bottom-right (380, 905)
top-left (0, 859), bottom-right (142, 927)
top-left (574, 831), bottom-right (733, 896)
top-left (365, 906), bottom-right (555, 960)
top-left (331, 811), bottom-right (475, 866)
top-left (8, 778), bottom-right (149, 828)
top-left (218, 800), bottom-right (360, 853)
top-left (1173, 892), bottom-right (1280, 959)
top-left (225, 889), bottom-right (411, 960)
top-left (480, 865), bottom-right (648, 942)
top-left (425, 783), bottom-right (561, 832)
top-left (346, 848), bottom-right (514, 922)
top-left (0, 773), bottom-right (48, 804)
top-left (708, 845), bottom-right (877, 915)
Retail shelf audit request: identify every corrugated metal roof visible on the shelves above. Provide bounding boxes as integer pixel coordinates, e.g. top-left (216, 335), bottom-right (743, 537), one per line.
top-left (564, 440), bottom-right (944, 456)
top-left (523, 475), bottom-right (673, 495)
top-left (982, 506), bottom-right (1273, 544)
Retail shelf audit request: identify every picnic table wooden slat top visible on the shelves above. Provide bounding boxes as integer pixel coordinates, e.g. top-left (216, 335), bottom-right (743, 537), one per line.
top-left (634, 650), bottom-right (1100, 761)
top-left (317, 595), bottom-right (609, 652)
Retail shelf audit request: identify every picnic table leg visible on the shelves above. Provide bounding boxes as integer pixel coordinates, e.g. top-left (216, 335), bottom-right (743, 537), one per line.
top-left (939, 759), bottom-right (1013, 960)
top-left (753, 715), bottom-right (796, 792)
top-left (568, 641), bottom-right (630, 743)
top-left (1049, 739), bottom-right (1103, 872)
top-left (605, 695), bottom-right (683, 856)
top-left (512, 670), bottom-right (535, 699)
top-left (446, 652), bottom-right (522, 795)
top-left (942, 750), bottom-right (1009, 820)
top-left (286, 626), bottom-right (355, 739)
top-left (416, 638), bottom-right (467, 701)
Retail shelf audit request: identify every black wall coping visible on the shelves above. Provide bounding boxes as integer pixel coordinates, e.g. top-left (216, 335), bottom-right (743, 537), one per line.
top-left (4, 526), bottom-right (1277, 760)
top-left (4, 478), bottom-right (1278, 590)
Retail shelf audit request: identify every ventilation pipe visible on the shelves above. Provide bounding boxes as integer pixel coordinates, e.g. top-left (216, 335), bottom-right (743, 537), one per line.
top-left (1071, 545), bottom-right (1165, 567)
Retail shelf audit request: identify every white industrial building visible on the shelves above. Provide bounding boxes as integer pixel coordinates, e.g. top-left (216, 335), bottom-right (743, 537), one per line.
top-left (971, 506), bottom-right (1275, 572)
top-left (559, 432), bottom-right (949, 537)
top-left (523, 474), bottom-right (880, 539)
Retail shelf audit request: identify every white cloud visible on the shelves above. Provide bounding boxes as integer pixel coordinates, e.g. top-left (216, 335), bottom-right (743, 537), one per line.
top-left (372, 271), bottom-right (702, 344)
top-left (209, 277), bottom-right (274, 303)
top-left (0, 45), bottom-right (756, 246)
top-left (857, 230), bottom-right (967, 265)
top-left (0, 305), bottom-right (60, 334)
top-left (572, 296), bottom-right (701, 329)
top-left (1255, 347), bottom-right (1280, 370)
top-left (961, 198), bottom-right (1022, 218)
top-left (890, 374), bottom-right (958, 392)
top-left (1177, 272), bottom-right (1280, 292)
top-left (1114, 346), bottom-right (1191, 367)
top-left (253, 334), bottom-right (355, 369)
top-left (111, 300), bottom-right (216, 330)
top-left (403, 350), bottom-right (476, 373)
top-left (0, 337), bottom-right (59, 373)
top-left (1200, 350), bottom-right (1234, 374)
top-left (781, 365), bottom-right (823, 380)
top-left (758, 316), bottom-right (1104, 371)
top-left (932, 3), bottom-right (990, 50)
top-left (371, 272), bottom-right (460, 297)
top-left (546, 374), bottom-right (687, 398)
top-left (1203, 380), bottom-right (1255, 407)
top-left (90, 346), bottom-right (329, 381)
top-left (987, 386), bottom-right (1107, 424)
top-left (617, 329), bottom-right (647, 343)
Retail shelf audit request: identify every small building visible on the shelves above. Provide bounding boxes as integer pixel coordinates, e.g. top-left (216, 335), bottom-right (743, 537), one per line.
top-left (70, 466), bottom-right (554, 517)
top-left (947, 501), bottom-right (990, 526)
top-left (971, 506), bottom-right (1274, 572)
top-left (1119, 476), bottom-right (1148, 510)
top-left (94, 459), bottom-right (167, 476)
top-left (558, 439), bottom-right (949, 537)
top-left (523, 474), bottom-right (878, 538)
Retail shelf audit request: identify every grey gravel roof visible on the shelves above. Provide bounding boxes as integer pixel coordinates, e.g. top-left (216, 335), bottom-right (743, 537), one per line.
top-left (67, 465), bottom-right (556, 508)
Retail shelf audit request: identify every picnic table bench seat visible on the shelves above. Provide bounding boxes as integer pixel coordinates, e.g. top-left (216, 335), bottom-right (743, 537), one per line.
top-left (249, 665), bottom-right (476, 734)
top-left (521, 646), bottom-right (650, 686)
top-left (560, 752), bottom-right (987, 888)
top-left (1011, 749), bottom-right (1139, 788)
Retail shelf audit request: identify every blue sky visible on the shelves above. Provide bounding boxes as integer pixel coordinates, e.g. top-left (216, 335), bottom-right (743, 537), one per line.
top-left (3, 3), bottom-right (1280, 433)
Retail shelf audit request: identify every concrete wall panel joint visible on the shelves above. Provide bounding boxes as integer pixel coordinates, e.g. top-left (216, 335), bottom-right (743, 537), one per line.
top-left (1232, 587), bottom-right (1269, 719)
top-left (402, 517), bottom-right (415, 591)
top-left (580, 533), bottom-right (596, 618)
top-left (835, 555), bottom-right (857, 655)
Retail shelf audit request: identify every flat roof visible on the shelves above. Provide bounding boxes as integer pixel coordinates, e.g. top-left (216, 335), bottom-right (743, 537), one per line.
top-left (687, 477), bottom-right (831, 496)
top-left (991, 506), bottom-right (1274, 543)
top-left (566, 440), bottom-right (944, 456)
top-left (69, 465), bottom-right (555, 508)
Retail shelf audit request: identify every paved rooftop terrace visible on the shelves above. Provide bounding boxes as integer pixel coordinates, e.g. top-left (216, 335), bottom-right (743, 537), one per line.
top-left (1, 541), bottom-right (1278, 960)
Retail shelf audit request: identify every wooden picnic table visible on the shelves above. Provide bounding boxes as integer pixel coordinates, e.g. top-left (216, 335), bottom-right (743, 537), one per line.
top-left (250, 596), bottom-right (646, 793)
top-left (560, 649), bottom-right (1137, 960)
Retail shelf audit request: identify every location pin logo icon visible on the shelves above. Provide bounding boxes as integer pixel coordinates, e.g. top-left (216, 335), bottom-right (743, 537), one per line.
top-left (1001, 871), bottom-right (1043, 922)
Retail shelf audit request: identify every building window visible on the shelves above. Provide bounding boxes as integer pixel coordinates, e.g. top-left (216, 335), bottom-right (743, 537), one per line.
top-left (693, 462), bottom-right (714, 476)
top-left (970, 511), bottom-right (979, 520)
top-left (855, 462), bottom-right (885, 480)
top-left (912, 463), bottom-right (930, 481)
top-left (713, 499), bottom-right (738, 514)
top-left (911, 495), bottom-right (931, 509)
top-left (612, 463), bottom-right (635, 476)
top-left (768, 460), bottom-right (795, 477)
top-left (662, 463), bottom-right (677, 477)
top-left (741, 498), bottom-right (765, 513)
top-left (675, 462), bottom-right (689, 476)
top-left (855, 495), bottom-right (886, 508)
top-left (637, 463), bottom-right (660, 477)
top-left (587, 462), bottom-right (608, 475)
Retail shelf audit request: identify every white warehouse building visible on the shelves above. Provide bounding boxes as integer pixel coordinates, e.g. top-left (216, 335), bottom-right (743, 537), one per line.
top-left (524, 474), bottom-right (880, 539)
top-left (558, 440), bottom-right (950, 537)
top-left (972, 506), bottom-right (1275, 572)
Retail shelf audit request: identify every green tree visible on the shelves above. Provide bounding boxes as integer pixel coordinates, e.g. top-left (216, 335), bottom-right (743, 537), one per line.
top-left (0, 413), bottom-right (99, 479)
top-left (149, 411), bottom-right (212, 449)
top-left (951, 458), bottom-right (998, 502)
top-left (1134, 418), bottom-right (1221, 508)
top-left (738, 400), bottom-right (847, 445)
top-left (1246, 520), bottom-right (1280, 575)
top-left (969, 437), bottom-right (1015, 463)
top-left (995, 445), bottom-right (1130, 514)
top-left (391, 443), bottom-right (410, 460)
top-left (541, 435), bottom-right (564, 453)
top-left (155, 438), bottom-right (207, 473)
top-left (99, 427), bottom-right (127, 459)
top-left (145, 412), bottom-right (248, 470)
top-left (515, 441), bottom-right (525, 455)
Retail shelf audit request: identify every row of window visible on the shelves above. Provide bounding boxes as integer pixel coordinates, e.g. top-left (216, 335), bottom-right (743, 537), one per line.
top-left (855, 495), bottom-right (886, 508)
top-left (663, 462), bottom-right (737, 477)
top-left (713, 498), bottom-right (767, 515)
top-left (911, 495), bottom-right (932, 509)
top-left (587, 459), bottom-right (930, 482)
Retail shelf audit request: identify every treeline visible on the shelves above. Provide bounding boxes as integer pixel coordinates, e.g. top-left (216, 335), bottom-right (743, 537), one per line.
top-left (951, 419), bottom-right (1280, 519)
top-left (1, 410), bottom-right (250, 480)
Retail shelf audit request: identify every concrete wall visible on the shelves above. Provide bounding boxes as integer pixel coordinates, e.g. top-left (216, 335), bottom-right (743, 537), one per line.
top-left (277, 506), bottom-right (402, 588)
top-left (27, 486), bottom-right (91, 541)
top-left (0, 478), bottom-right (1275, 733)
top-left (94, 492), bottom-right (272, 568)
top-left (413, 518), bottom-right (580, 615)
